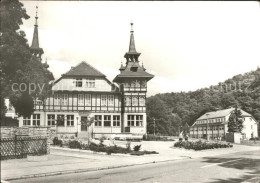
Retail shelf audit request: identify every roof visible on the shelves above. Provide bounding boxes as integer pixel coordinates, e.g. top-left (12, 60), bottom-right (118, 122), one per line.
top-left (63, 61), bottom-right (106, 77)
top-left (113, 61), bottom-right (154, 82)
top-left (197, 108), bottom-right (252, 121)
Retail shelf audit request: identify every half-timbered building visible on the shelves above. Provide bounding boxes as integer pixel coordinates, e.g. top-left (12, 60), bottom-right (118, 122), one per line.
top-left (18, 11), bottom-right (154, 139)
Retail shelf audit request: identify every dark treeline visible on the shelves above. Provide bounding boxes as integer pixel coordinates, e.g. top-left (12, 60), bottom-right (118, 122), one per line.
top-left (146, 68), bottom-right (260, 136)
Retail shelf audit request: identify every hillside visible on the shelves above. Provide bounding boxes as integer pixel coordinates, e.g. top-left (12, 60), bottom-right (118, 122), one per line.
top-left (146, 67), bottom-right (260, 136)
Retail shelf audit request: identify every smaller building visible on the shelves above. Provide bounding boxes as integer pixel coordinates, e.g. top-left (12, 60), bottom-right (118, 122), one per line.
top-left (190, 108), bottom-right (258, 140)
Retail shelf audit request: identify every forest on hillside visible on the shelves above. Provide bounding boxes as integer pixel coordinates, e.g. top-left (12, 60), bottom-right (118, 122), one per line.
top-left (146, 67), bottom-right (260, 136)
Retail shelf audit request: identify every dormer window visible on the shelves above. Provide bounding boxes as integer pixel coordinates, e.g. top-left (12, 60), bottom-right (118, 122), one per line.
top-left (130, 67), bottom-right (138, 72)
top-left (86, 78), bottom-right (95, 88)
top-left (74, 78), bottom-right (82, 87)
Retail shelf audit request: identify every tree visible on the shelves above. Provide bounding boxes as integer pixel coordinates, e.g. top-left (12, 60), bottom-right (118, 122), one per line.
top-left (10, 92), bottom-right (34, 118)
top-left (0, 0), bottom-right (54, 118)
top-left (228, 107), bottom-right (244, 133)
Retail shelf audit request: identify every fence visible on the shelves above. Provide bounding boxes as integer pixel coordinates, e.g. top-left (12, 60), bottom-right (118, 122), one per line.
top-left (0, 136), bottom-right (47, 160)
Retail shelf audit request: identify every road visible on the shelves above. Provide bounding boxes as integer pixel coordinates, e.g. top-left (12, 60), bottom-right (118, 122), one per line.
top-left (11, 150), bottom-right (260, 183)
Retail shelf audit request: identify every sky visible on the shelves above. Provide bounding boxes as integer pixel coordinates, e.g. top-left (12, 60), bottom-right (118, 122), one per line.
top-left (20, 1), bottom-right (260, 97)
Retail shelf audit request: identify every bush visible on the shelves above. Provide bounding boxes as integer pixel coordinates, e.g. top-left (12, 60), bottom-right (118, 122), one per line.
top-left (144, 135), bottom-right (174, 141)
top-left (174, 140), bottom-right (233, 151)
top-left (53, 137), bottom-right (63, 147)
top-left (249, 137), bottom-right (260, 141)
top-left (68, 140), bottom-right (81, 149)
top-left (53, 137), bottom-right (59, 145)
top-left (126, 141), bottom-right (131, 151)
top-left (133, 145), bottom-right (141, 151)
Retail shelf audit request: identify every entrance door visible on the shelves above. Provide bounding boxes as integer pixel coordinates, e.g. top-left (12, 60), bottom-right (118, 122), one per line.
top-left (81, 117), bottom-right (88, 131)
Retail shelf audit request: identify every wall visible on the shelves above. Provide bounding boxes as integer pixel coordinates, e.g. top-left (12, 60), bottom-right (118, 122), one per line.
top-left (52, 77), bottom-right (112, 92)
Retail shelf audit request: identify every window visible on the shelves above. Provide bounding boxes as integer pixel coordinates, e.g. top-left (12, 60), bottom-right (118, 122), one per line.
top-left (23, 117), bottom-right (31, 126)
top-left (67, 115), bottom-right (74, 126)
top-left (32, 114), bottom-right (40, 126)
top-left (57, 115), bottom-right (65, 126)
top-left (47, 114), bottom-right (55, 126)
top-left (95, 115), bottom-right (102, 126)
top-left (127, 115), bottom-right (135, 126)
top-left (104, 115), bottom-right (111, 127)
top-left (136, 115), bottom-right (143, 126)
top-left (54, 94), bottom-right (60, 105)
top-left (78, 94), bottom-right (84, 106)
top-left (101, 95), bottom-right (107, 106)
top-left (86, 79), bottom-right (95, 88)
top-left (113, 115), bottom-right (120, 126)
top-left (132, 96), bottom-right (138, 106)
top-left (75, 78), bottom-right (82, 87)
top-left (251, 125), bottom-right (253, 129)
top-left (108, 95), bottom-right (114, 106)
top-left (85, 94), bottom-right (91, 106)
top-left (139, 96), bottom-right (145, 106)
top-left (61, 94), bottom-right (68, 106)
top-left (125, 96), bottom-right (131, 106)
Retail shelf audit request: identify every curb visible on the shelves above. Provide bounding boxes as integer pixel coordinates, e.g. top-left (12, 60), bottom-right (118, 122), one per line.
top-left (51, 146), bottom-right (161, 157)
top-left (2, 157), bottom-right (190, 181)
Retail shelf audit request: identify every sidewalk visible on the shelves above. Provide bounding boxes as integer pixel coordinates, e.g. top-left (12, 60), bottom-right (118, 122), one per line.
top-left (1, 141), bottom-right (259, 181)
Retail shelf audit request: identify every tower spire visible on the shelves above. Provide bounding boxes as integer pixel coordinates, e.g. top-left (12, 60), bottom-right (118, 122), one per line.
top-left (30, 5), bottom-right (44, 61)
top-left (124, 22), bottom-right (141, 62)
top-left (129, 22), bottom-right (137, 53)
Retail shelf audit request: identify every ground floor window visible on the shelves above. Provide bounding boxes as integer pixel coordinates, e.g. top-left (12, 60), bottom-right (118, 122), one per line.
top-left (95, 115), bottom-right (102, 126)
top-left (32, 114), bottom-right (40, 126)
top-left (136, 115), bottom-right (143, 126)
top-left (67, 115), bottom-right (74, 126)
top-left (23, 117), bottom-right (31, 126)
top-left (47, 114), bottom-right (55, 126)
top-left (113, 115), bottom-right (120, 126)
top-left (104, 115), bottom-right (111, 127)
top-left (127, 115), bottom-right (135, 126)
top-left (57, 115), bottom-right (65, 126)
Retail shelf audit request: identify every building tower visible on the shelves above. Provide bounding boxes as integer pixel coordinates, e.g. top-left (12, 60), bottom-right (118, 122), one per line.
top-left (30, 6), bottom-right (44, 61)
top-left (113, 22), bottom-right (154, 134)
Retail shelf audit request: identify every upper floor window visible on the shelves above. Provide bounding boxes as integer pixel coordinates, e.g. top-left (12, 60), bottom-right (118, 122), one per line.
top-left (139, 96), bottom-right (145, 106)
top-left (86, 79), bottom-right (95, 88)
top-left (61, 94), bottom-right (68, 106)
top-left (108, 95), bottom-right (114, 106)
top-left (101, 95), bottom-right (107, 106)
top-left (32, 114), bottom-right (40, 126)
top-left (74, 78), bottom-right (82, 87)
top-left (78, 94), bottom-right (84, 106)
top-left (132, 96), bottom-right (138, 106)
top-left (85, 94), bottom-right (91, 106)
top-left (125, 96), bottom-right (131, 106)
top-left (54, 94), bottom-right (60, 105)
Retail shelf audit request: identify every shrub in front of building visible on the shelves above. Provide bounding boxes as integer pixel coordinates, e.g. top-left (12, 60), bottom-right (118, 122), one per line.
top-left (174, 140), bottom-right (233, 151)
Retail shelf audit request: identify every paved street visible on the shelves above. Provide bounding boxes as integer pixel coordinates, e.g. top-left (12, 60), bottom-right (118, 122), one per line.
top-left (10, 150), bottom-right (260, 183)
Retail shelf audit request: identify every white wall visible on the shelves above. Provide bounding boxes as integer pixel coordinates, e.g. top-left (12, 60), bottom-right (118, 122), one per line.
top-left (52, 77), bottom-right (112, 92)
